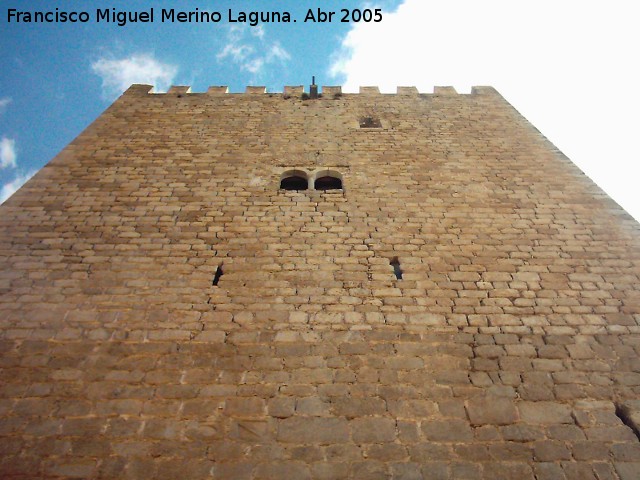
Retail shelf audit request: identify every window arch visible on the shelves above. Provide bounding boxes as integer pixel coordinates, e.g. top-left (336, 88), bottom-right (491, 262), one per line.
top-left (280, 170), bottom-right (309, 190)
top-left (314, 176), bottom-right (342, 190)
top-left (312, 170), bottom-right (343, 191)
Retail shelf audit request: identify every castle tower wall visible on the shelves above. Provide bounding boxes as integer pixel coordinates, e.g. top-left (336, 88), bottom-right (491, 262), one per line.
top-left (1, 85), bottom-right (639, 478)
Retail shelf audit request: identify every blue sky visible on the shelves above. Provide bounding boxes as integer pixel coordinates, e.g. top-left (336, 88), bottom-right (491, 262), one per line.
top-left (1, 0), bottom-right (639, 221)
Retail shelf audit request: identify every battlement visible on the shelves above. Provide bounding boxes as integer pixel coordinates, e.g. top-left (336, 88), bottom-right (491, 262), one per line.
top-left (124, 84), bottom-right (500, 97)
top-left (4, 76), bottom-right (638, 480)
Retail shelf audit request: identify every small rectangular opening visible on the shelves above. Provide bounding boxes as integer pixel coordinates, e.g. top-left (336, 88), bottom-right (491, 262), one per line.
top-left (212, 264), bottom-right (224, 286)
top-left (390, 257), bottom-right (403, 280)
top-left (359, 116), bottom-right (382, 128)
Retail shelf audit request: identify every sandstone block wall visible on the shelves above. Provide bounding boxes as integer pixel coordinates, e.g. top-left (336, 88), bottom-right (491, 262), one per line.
top-left (0, 84), bottom-right (639, 479)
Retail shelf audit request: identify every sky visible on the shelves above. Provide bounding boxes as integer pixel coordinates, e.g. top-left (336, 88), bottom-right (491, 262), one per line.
top-left (1, 0), bottom-right (638, 222)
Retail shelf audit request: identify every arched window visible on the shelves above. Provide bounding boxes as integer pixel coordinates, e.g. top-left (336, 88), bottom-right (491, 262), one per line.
top-left (314, 176), bottom-right (342, 190)
top-left (280, 170), bottom-right (309, 190)
top-left (313, 170), bottom-right (343, 191)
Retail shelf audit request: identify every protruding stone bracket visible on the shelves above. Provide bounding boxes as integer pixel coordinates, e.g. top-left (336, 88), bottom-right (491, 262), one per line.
top-left (397, 87), bottom-right (418, 95)
top-left (359, 87), bottom-right (380, 95)
top-left (246, 86), bottom-right (267, 94)
top-left (434, 86), bottom-right (457, 96)
top-left (168, 86), bottom-right (192, 95)
top-left (207, 86), bottom-right (229, 95)
top-left (284, 86), bottom-right (304, 96)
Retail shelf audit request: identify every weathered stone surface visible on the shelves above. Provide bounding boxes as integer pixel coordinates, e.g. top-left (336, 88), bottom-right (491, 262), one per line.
top-left (310, 462), bottom-right (351, 480)
top-left (482, 462), bottom-right (535, 480)
top-left (1, 85), bottom-right (640, 478)
top-left (616, 400), bottom-right (640, 438)
top-left (615, 463), bottom-right (640, 480)
top-left (332, 397), bottom-right (388, 418)
top-left (533, 462), bottom-right (566, 480)
top-left (465, 396), bottom-right (518, 425)
top-left (277, 417), bottom-right (349, 444)
top-left (501, 424), bottom-right (545, 442)
top-left (255, 462), bottom-right (311, 480)
top-left (422, 420), bottom-right (473, 442)
top-left (351, 417), bottom-right (397, 443)
top-left (533, 440), bottom-right (572, 461)
top-left (518, 402), bottom-right (573, 424)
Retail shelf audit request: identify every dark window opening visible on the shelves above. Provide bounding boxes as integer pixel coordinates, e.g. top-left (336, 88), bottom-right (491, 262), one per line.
top-left (314, 176), bottom-right (342, 190)
top-left (280, 176), bottom-right (308, 190)
top-left (212, 264), bottom-right (224, 286)
top-left (390, 257), bottom-right (403, 280)
top-left (359, 116), bottom-right (382, 128)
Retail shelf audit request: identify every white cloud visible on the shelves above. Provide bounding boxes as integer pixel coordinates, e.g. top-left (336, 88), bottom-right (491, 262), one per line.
top-left (252, 25), bottom-right (265, 40)
top-left (0, 169), bottom-right (36, 204)
top-left (331, 0), bottom-right (640, 221)
top-left (91, 53), bottom-right (178, 99)
top-left (0, 97), bottom-right (11, 114)
top-left (218, 40), bottom-right (254, 64)
top-left (244, 58), bottom-right (265, 75)
top-left (0, 137), bottom-right (17, 169)
top-left (268, 44), bottom-right (290, 63)
top-left (217, 25), bottom-right (290, 76)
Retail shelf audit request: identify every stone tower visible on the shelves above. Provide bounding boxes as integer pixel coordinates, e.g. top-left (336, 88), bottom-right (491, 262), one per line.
top-left (1, 84), bottom-right (639, 479)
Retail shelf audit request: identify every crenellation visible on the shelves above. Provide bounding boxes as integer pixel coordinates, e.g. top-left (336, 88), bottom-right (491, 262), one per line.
top-left (119, 84), bottom-right (503, 96)
top-left (167, 85), bottom-right (192, 94)
top-left (322, 86), bottom-right (342, 96)
top-left (123, 83), bottom-right (154, 96)
top-left (1, 79), bottom-right (639, 479)
top-left (283, 85), bottom-right (304, 95)
top-left (434, 86), bottom-right (458, 95)
top-left (359, 86), bottom-right (381, 95)
top-left (397, 86), bottom-right (418, 95)
top-left (471, 85), bottom-right (500, 95)
top-left (207, 85), bottom-right (229, 94)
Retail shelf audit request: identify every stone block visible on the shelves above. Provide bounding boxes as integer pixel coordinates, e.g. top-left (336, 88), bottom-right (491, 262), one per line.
top-left (351, 417), bottom-right (397, 443)
top-left (533, 463), bottom-right (566, 480)
top-left (421, 419), bottom-right (473, 442)
top-left (310, 462), bottom-right (350, 480)
top-left (277, 417), bottom-right (349, 444)
top-left (518, 402), bottom-right (573, 424)
top-left (224, 397), bottom-right (266, 417)
top-left (331, 397), bottom-right (387, 418)
top-left (466, 397), bottom-right (518, 425)
top-left (255, 462), bottom-right (311, 480)
top-left (615, 463), bottom-right (640, 480)
top-left (533, 440), bottom-right (572, 461)
top-left (501, 424), bottom-right (544, 442)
